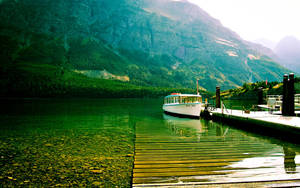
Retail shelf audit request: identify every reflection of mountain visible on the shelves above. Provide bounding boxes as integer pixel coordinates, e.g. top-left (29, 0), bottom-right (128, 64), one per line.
top-left (133, 116), bottom-right (300, 185)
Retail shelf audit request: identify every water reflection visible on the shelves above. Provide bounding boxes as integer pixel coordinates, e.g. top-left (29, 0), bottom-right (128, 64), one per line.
top-left (163, 114), bottom-right (206, 140)
top-left (134, 112), bottom-right (300, 185)
top-left (216, 124), bottom-right (229, 137)
top-left (7, 99), bottom-right (300, 185)
top-left (283, 147), bottom-right (296, 174)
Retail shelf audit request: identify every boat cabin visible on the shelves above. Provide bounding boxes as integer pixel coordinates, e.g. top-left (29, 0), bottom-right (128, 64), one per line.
top-left (164, 94), bottom-right (202, 105)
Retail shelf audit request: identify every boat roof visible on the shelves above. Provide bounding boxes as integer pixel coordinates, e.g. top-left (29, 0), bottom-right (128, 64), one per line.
top-left (164, 94), bottom-right (202, 98)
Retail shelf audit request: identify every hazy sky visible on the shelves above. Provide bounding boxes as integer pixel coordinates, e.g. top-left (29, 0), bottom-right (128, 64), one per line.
top-left (188, 0), bottom-right (300, 43)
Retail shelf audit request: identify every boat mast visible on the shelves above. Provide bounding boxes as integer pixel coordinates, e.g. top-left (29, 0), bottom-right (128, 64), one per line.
top-left (197, 79), bottom-right (199, 95)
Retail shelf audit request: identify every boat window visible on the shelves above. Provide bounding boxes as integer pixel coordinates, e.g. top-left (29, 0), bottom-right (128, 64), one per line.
top-left (185, 97), bottom-right (190, 103)
top-left (191, 97), bottom-right (195, 103)
top-left (186, 97), bottom-right (190, 103)
top-left (193, 97), bottom-right (199, 103)
top-left (177, 96), bottom-right (203, 103)
top-left (169, 97), bottom-right (175, 104)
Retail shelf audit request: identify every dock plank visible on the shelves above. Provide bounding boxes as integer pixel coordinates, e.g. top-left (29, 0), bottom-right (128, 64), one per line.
top-left (132, 111), bottom-right (300, 186)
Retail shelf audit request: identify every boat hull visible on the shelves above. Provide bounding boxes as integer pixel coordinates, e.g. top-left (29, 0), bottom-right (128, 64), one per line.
top-left (163, 103), bottom-right (202, 118)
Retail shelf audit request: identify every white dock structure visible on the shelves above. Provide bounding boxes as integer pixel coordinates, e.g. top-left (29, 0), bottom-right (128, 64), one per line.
top-left (212, 108), bottom-right (300, 127)
top-left (210, 105), bottom-right (300, 142)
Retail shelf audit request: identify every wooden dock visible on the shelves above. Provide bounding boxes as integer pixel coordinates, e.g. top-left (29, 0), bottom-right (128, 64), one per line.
top-left (211, 109), bottom-right (300, 142)
top-left (132, 117), bottom-right (300, 187)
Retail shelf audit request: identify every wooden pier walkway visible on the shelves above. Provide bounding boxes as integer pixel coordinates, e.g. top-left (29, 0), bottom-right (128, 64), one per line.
top-left (211, 109), bottom-right (300, 141)
top-left (132, 117), bottom-right (300, 187)
top-left (212, 109), bottom-right (300, 126)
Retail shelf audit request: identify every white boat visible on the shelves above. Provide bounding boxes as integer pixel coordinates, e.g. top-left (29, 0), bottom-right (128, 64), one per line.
top-left (163, 93), bottom-right (204, 118)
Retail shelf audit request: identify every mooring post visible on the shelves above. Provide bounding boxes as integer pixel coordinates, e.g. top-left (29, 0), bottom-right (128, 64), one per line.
top-left (216, 86), bottom-right (221, 108)
top-left (288, 73), bottom-right (295, 116)
top-left (282, 74), bottom-right (288, 116)
top-left (221, 101), bottom-right (223, 114)
top-left (258, 87), bottom-right (263, 104)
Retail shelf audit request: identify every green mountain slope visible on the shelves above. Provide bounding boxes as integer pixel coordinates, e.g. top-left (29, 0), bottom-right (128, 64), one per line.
top-left (220, 78), bottom-right (300, 100)
top-left (0, 60), bottom-right (201, 98)
top-left (0, 0), bottom-right (290, 93)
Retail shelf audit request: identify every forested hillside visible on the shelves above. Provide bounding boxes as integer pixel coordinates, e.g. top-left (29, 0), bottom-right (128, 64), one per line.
top-left (0, 0), bottom-right (290, 97)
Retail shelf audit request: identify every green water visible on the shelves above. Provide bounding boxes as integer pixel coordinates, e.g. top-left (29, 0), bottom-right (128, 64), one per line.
top-left (0, 99), bottom-right (300, 186)
top-left (0, 99), bottom-right (141, 187)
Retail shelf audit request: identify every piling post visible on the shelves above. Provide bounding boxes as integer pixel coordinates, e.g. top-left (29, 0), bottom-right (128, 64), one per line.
top-left (258, 87), bottom-right (263, 104)
top-left (288, 73), bottom-right (295, 116)
top-left (216, 86), bottom-right (221, 108)
top-left (282, 74), bottom-right (288, 115)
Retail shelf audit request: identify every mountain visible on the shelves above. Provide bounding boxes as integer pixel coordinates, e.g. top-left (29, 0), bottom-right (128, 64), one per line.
top-left (253, 38), bottom-right (277, 50)
top-left (274, 36), bottom-right (300, 74)
top-left (0, 0), bottom-right (289, 92)
top-left (245, 40), bottom-right (280, 63)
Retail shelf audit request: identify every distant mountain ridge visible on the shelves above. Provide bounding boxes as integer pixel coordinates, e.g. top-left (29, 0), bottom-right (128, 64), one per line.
top-left (0, 0), bottom-right (289, 91)
top-left (274, 36), bottom-right (300, 74)
top-left (253, 38), bottom-right (277, 50)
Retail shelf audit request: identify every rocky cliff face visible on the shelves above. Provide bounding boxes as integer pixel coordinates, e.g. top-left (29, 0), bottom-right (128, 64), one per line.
top-left (0, 0), bottom-right (289, 90)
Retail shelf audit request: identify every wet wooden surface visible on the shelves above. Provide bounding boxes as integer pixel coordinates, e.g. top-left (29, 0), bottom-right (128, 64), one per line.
top-left (132, 116), bottom-right (300, 187)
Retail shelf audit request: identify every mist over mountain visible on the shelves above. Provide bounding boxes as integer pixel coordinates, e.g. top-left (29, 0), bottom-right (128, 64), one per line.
top-left (0, 0), bottom-right (289, 92)
top-left (253, 38), bottom-right (277, 50)
top-left (274, 36), bottom-right (300, 74)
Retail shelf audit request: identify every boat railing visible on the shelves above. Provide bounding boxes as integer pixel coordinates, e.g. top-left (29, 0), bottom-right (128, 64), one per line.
top-left (221, 101), bottom-right (229, 114)
top-left (205, 103), bottom-right (216, 111)
top-left (295, 94), bottom-right (300, 104)
top-left (266, 94), bottom-right (300, 110)
top-left (295, 94), bottom-right (300, 110)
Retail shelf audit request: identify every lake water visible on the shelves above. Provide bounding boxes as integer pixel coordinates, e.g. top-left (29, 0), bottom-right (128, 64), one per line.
top-left (1, 98), bottom-right (300, 186)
